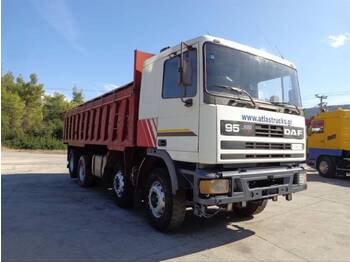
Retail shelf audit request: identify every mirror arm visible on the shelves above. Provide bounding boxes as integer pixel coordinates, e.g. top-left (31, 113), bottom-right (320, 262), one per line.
top-left (180, 42), bottom-right (184, 85)
top-left (180, 42), bottom-right (190, 107)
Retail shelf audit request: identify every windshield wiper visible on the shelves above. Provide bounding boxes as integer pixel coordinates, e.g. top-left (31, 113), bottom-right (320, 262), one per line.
top-left (209, 84), bottom-right (257, 108)
top-left (270, 101), bottom-right (300, 115)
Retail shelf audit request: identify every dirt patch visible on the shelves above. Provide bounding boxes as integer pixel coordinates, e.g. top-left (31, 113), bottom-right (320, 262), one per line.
top-left (1, 146), bottom-right (66, 154)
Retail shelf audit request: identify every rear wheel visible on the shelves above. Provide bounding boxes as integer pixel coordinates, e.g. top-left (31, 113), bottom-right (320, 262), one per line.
top-left (112, 166), bottom-right (134, 208)
top-left (235, 199), bottom-right (268, 217)
top-left (77, 155), bottom-right (94, 187)
top-left (317, 156), bottom-right (336, 178)
top-left (146, 168), bottom-right (186, 232)
top-left (68, 150), bottom-right (78, 178)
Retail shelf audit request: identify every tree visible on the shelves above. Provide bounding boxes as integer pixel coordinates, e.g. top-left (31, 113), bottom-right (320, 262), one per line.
top-left (1, 73), bottom-right (25, 140)
top-left (43, 92), bottom-right (70, 138)
top-left (16, 73), bottom-right (45, 135)
top-left (71, 86), bottom-right (84, 107)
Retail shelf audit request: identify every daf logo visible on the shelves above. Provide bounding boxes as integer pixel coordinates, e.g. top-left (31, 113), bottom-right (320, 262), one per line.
top-left (284, 127), bottom-right (303, 137)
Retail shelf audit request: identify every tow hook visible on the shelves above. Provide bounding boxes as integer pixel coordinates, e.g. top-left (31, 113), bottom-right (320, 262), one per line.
top-left (193, 204), bottom-right (222, 218)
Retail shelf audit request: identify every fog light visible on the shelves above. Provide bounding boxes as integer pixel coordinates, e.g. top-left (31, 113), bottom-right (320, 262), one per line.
top-left (199, 179), bottom-right (229, 194)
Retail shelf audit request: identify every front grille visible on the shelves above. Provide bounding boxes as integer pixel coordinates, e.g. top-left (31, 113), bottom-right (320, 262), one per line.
top-left (220, 141), bottom-right (292, 150)
top-left (255, 124), bottom-right (283, 137)
top-left (245, 142), bottom-right (291, 150)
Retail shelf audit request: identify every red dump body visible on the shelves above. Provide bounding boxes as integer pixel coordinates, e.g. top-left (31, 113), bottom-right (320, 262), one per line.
top-left (63, 50), bottom-right (154, 150)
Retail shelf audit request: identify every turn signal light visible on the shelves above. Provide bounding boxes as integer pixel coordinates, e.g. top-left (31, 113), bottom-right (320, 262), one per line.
top-left (199, 179), bottom-right (229, 195)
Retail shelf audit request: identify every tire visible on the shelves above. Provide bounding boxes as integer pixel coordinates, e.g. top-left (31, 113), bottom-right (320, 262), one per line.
top-left (317, 156), bottom-right (336, 178)
top-left (145, 168), bottom-right (186, 232)
top-left (235, 199), bottom-right (268, 217)
top-left (112, 165), bottom-right (134, 208)
top-left (77, 155), bottom-right (94, 187)
top-left (68, 150), bottom-right (78, 178)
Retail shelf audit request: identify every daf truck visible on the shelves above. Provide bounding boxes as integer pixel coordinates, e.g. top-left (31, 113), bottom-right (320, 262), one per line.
top-left (63, 36), bottom-right (307, 232)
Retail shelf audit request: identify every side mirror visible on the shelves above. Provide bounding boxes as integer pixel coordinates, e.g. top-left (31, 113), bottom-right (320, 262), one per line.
top-left (179, 43), bottom-right (192, 87)
top-left (180, 55), bottom-right (192, 86)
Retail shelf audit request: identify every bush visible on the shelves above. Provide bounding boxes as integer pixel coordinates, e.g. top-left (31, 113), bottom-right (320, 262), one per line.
top-left (3, 135), bottom-right (66, 150)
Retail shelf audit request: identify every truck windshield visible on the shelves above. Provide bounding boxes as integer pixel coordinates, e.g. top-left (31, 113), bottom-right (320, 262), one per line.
top-left (204, 42), bottom-right (302, 107)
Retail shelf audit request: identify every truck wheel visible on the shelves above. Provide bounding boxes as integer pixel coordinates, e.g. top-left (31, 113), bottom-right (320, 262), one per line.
top-left (146, 168), bottom-right (186, 232)
top-left (235, 199), bottom-right (268, 217)
top-left (77, 155), bottom-right (94, 187)
top-left (112, 166), bottom-right (133, 208)
top-left (68, 150), bottom-right (78, 178)
top-left (317, 156), bottom-right (336, 178)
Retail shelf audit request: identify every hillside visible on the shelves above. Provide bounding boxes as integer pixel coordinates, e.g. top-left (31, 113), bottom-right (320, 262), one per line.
top-left (304, 104), bottom-right (350, 119)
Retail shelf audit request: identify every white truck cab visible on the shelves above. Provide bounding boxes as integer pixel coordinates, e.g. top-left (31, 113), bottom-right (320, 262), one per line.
top-left (137, 35), bottom-right (307, 222)
top-left (140, 36), bottom-right (305, 163)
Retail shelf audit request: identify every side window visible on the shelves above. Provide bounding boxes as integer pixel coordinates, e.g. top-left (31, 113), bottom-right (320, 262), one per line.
top-left (162, 49), bottom-right (197, 98)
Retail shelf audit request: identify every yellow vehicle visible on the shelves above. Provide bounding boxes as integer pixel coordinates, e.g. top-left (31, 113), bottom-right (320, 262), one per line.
top-left (307, 109), bottom-right (350, 177)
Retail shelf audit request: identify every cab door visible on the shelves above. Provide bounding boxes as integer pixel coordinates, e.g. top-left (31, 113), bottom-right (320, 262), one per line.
top-left (157, 44), bottom-right (199, 159)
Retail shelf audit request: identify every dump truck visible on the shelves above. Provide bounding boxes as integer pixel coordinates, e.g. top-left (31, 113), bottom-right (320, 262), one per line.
top-left (307, 109), bottom-right (350, 177)
top-left (63, 35), bottom-right (307, 231)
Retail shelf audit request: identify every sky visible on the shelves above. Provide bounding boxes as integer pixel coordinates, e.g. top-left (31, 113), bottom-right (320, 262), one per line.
top-left (2, 0), bottom-right (350, 108)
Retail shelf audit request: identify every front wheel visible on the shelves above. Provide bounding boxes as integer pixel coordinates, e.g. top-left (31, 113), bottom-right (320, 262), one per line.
top-left (112, 166), bottom-right (134, 208)
top-left (146, 168), bottom-right (186, 232)
top-left (235, 199), bottom-right (268, 217)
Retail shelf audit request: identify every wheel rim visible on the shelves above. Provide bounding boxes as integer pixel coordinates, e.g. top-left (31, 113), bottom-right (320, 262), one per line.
top-left (148, 181), bottom-right (165, 218)
top-left (319, 160), bottom-right (329, 174)
top-left (79, 159), bottom-right (85, 181)
top-left (113, 170), bottom-right (125, 198)
top-left (69, 153), bottom-right (74, 172)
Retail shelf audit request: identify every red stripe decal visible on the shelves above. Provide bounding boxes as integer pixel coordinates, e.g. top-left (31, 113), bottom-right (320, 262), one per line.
top-left (141, 120), bottom-right (150, 146)
top-left (147, 119), bottom-right (156, 146)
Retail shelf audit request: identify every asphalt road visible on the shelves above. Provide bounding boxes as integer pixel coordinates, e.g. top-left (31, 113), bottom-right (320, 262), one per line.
top-left (2, 151), bottom-right (350, 262)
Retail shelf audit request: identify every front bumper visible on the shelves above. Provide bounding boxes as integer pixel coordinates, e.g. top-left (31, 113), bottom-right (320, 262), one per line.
top-left (181, 165), bottom-right (307, 206)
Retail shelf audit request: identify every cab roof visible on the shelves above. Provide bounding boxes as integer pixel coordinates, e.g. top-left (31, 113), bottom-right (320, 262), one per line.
top-left (144, 35), bottom-right (296, 69)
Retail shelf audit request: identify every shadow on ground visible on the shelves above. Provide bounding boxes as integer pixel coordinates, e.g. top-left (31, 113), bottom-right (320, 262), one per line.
top-left (2, 173), bottom-right (255, 261)
top-left (307, 173), bottom-right (350, 188)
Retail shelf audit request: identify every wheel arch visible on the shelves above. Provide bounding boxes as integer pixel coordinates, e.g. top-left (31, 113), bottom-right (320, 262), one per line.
top-left (138, 149), bottom-right (179, 195)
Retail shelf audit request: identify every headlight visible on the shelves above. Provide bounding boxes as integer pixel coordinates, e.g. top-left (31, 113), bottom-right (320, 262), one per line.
top-left (291, 143), bottom-right (304, 150)
top-left (199, 179), bottom-right (229, 194)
